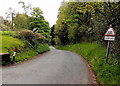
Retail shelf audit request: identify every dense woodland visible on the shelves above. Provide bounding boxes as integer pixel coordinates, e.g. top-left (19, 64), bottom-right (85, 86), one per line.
top-left (53, 1), bottom-right (120, 62)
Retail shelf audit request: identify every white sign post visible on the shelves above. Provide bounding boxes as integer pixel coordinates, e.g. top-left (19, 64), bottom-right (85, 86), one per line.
top-left (104, 24), bottom-right (116, 63)
top-left (33, 28), bottom-right (38, 33)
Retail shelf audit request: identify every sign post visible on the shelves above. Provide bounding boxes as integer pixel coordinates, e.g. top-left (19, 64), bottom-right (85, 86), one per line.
top-left (12, 48), bottom-right (18, 63)
top-left (33, 28), bottom-right (38, 33)
top-left (104, 24), bottom-right (115, 63)
top-left (105, 41), bottom-right (110, 63)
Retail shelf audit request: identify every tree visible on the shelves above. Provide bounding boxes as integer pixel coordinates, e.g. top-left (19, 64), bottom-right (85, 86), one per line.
top-left (18, 1), bottom-right (32, 15)
top-left (13, 14), bottom-right (29, 30)
top-left (5, 7), bottom-right (16, 30)
top-left (54, 2), bottom-right (92, 45)
top-left (50, 25), bottom-right (56, 45)
top-left (29, 7), bottom-right (51, 43)
top-left (54, 0), bottom-right (120, 60)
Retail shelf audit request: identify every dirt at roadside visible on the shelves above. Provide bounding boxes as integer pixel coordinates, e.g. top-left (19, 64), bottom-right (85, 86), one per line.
top-left (79, 54), bottom-right (99, 84)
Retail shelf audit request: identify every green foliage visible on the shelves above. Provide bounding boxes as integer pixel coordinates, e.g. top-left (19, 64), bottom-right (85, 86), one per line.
top-left (29, 7), bottom-right (51, 43)
top-left (0, 31), bottom-right (18, 37)
top-left (1, 35), bottom-right (24, 53)
top-left (35, 44), bottom-right (50, 54)
top-left (54, 1), bottom-right (120, 60)
top-left (5, 2), bottom-right (51, 43)
top-left (13, 14), bottom-right (29, 30)
top-left (1, 31), bottom-right (50, 65)
top-left (15, 49), bottom-right (38, 62)
top-left (15, 44), bottom-right (49, 62)
top-left (31, 7), bottom-right (43, 18)
top-left (50, 25), bottom-right (56, 45)
top-left (2, 1), bottom-right (51, 65)
top-left (56, 42), bottom-right (120, 84)
top-left (18, 30), bottom-right (47, 44)
top-left (55, 2), bottom-right (91, 45)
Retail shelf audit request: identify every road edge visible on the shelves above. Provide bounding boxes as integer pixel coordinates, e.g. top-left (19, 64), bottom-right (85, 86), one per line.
top-left (61, 49), bottom-right (99, 84)
top-left (77, 54), bottom-right (99, 84)
top-left (2, 50), bottom-right (50, 68)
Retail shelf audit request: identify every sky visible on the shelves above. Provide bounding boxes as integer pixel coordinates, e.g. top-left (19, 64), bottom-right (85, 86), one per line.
top-left (0, 0), bottom-right (64, 27)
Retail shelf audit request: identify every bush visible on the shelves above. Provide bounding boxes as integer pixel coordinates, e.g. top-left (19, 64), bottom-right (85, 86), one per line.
top-left (35, 44), bottom-right (50, 54)
top-left (18, 30), bottom-right (47, 44)
top-left (15, 44), bottom-right (50, 62)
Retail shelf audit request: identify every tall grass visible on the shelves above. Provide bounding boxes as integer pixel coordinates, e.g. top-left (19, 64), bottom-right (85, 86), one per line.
top-left (57, 42), bottom-right (120, 84)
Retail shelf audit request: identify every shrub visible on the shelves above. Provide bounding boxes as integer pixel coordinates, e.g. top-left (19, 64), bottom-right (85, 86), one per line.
top-left (34, 33), bottom-right (48, 43)
top-left (18, 30), bottom-right (47, 44)
top-left (18, 30), bottom-right (35, 40)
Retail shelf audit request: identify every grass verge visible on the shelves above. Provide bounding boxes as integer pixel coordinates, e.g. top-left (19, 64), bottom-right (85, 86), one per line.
top-left (56, 42), bottom-right (120, 84)
top-left (0, 33), bottom-right (50, 65)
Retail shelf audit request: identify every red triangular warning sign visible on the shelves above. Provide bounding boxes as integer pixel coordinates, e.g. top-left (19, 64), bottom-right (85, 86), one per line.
top-left (104, 28), bottom-right (115, 36)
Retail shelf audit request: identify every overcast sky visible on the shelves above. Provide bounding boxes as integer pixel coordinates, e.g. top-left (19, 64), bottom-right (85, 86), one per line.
top-left (0, 0), bottom-right (64, 27)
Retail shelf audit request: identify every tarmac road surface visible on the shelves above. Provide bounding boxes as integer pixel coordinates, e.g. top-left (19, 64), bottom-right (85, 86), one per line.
top-left (2, 46), bottom-right (90, 84)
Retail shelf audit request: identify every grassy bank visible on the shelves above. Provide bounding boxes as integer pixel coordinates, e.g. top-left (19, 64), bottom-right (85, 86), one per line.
top-left (15, 43), bottom-right (49, 62)
top-left (56, 42), bottom-right (120, 84)
top-left (0, 31), bottom-right (50, 65)
top-left (1, 35), bottom-right (25, 53)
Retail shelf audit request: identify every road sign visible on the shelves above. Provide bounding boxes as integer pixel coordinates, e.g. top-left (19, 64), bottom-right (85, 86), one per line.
top-left (104, 24), bottom-right (116, 63)
top-left (104, 27), bottom-right (115, 36)
top-left (104, 25), bottom-right (115, 41)
top-left (104, 36), bottom-right (115, 41)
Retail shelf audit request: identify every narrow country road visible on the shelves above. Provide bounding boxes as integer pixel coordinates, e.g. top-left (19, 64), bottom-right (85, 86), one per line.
top-left (2, 46), bottom-right (90, 84)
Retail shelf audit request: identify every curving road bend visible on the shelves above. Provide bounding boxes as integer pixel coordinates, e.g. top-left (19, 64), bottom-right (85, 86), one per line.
top-left (2, 46), bottom-right (90, 84)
